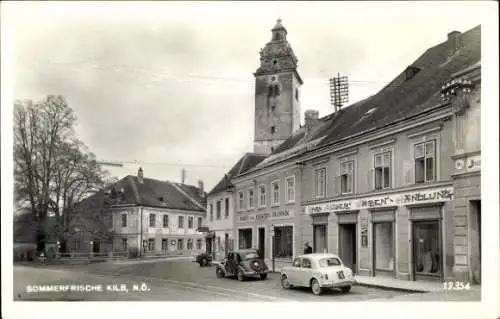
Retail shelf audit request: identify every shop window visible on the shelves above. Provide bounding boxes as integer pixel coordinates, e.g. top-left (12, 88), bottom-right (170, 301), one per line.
top-left (374, 152), bottom-right (392, 190)
top-left (414, 140), bottom-right (436, 183)
top-left (121, 238), bottom-right (127, 250)
top-left (188, 216), bottom-right (194, 229)
top-left (413, 221), bottom-right (440, 275)
top-left (248, 188), bottom-right (255, 209)
top-left (314, 167), bottom-right (326, 199)
top-left (209, 203), bottom-right (213, 221)
top-left (187, 239), bottom-right (193, 250)
top-left (216, 201), bottom-right (221, 220)
top-left (161, 239), bottom-right (168, 251)
top-left (374, 222), bottom-right (394, 271)
top-left (238, 229), bottom-right (252, 249)
top-left (273, 225), bottom-right (293, 259)
top-left (148, 238), bottom-right (155, 251)
top-left (178, 216), bottom-right (184, 229)
top-left (271, 180), bottom-right (280, 205)
top-left (285, 176), bottom-right (295, 203)
top-left (196, 239), bottom-right (202, 250)
top-left (163, 214), bottom-right (169, 228)
top-left (197, 217), bottom-right (203, 229)
top-left (258, 185), bottom-right (267, 207)
top-left (225, 198), bottom-right (229, 218)
top-left (121, 214), bottom-right (127, 227)
top-left (177, 239), bottom-right (184, 250)
top-left (238, 191), bottom-right (244, 210)
top-left (340, 161), bottom-right (354, 194)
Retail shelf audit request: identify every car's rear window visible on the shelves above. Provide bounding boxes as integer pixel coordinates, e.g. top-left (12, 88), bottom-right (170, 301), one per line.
top-left (243, 252), bottom-right (259, 260)
top-left (318, 257), bottom-right (341, 267)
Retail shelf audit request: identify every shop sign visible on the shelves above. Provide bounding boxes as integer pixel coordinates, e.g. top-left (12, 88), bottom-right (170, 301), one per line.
top-left (305, 186), bottom-right (454, 215)
top-left (237, 209), bottom-right (293, 223)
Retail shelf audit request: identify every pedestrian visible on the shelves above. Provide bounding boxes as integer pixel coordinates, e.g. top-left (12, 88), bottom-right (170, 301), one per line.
top-left (303, 242), bottom-right (313, 254)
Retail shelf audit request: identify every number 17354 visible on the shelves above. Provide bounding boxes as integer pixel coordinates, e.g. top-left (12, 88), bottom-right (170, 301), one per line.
top-left (443, 281), bottom-right (471, 290)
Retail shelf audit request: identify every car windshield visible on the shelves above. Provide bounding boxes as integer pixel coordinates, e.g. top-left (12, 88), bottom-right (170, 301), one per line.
top-left (318, 257), bottom-right (341, 267)
top-left (242, 252), bottom-right (259, 260)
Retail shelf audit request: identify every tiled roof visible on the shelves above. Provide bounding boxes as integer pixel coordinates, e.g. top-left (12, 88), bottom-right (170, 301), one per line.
top-left (253, 25), bottom-right (481, 169)
top-left (208, 152), bottom-right (267, 196)
top-left (72, 175), bottom-right (206, 213)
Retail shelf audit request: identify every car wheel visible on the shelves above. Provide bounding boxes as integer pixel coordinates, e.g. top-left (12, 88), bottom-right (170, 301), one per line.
top-left (237, 269), bottom-right (245, 281)
top-left (201, 258), bottom-right (208, 267)
top-left (281, 275), bottom-right (291, 289)
top-left (260, 273), bottom-right (267, 280)
top-left (311, 279), bottom-right (323, 296)
top-left (341, 286), bottom-right (351, 293)
top-left (216, 267), bottom-right (225, 278)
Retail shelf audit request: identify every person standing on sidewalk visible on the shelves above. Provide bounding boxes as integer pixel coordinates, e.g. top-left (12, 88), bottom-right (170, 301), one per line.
top-left (303, 242), bottom-right (313, 254)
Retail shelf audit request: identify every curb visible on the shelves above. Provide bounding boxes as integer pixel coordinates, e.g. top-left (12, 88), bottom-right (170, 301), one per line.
top-left (354, 282), bottom-right (427, 293)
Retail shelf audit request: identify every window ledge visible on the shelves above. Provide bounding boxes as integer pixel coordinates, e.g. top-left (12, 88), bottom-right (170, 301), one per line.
top-left (271, 204), bottom-right (280, 208)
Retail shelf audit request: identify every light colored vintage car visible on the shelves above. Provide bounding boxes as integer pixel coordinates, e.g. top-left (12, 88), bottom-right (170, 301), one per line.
top-left (280, 253), bottom-right (356, 296)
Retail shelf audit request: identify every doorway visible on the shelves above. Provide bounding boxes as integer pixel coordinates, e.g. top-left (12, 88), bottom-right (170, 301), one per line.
top-left (313, 224), bottom-right (328, 253)
top-left (338, 223), bottom-right (357, 273)
top-left (92, 240), bottom-right (100, 255)
top-left (224, 233), bottom-right (229, 257)
top-left (412, 220), bottom-right (441, 281)
top-left (258, 228), bottom-right (265, 259)
top-left (470, 200), bottom-right (481, 284)
top-left (206, 237), bottom-right (213, 255)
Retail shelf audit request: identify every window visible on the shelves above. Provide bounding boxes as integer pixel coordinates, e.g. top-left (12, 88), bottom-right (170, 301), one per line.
top-left (270, 126), bottom-right (276, 134)
top-left (341, 161), bottom-right (354, 194)
top-left (301, 258), bottom-right (312, 268)
top-left (197, 217), bottom-right (203, 229)
top-left (121, 214), bottom-right (127, 227)
top-left (177, 239), bottom-right (184, 250)
top-left (162, 215), bottom-right (169, 228)
top-left (295, 88), bottom-right (299, 101)
top-left (271, 181), bottom-right (280, 205)
top-left (238, 229), bottom-right (252, 249)
top-left (196, 239), bottom-right (202, 250)
top-left (187, 239), bottom-right (193, 250)
top-left (267, 84), bottom-right (280, 97)
top-left (161, 238), bottom-right (168, 251)
top-left (148, 238), bottom-right (155, 251)
top-left (374, 152), bottom-right (392, 189)
top-left (273, 225), bottom-right (293, 259)
top-left (413, 221), bottom-right (440, 275)
top-left (248, 188), bottom-right (255, 209)
top-left (318, 257), bottom-right (341, 267)
top-left (188, 216), bottom-right (194, 229)
top-left (225, 198), bottom-right (229, 218)
top-left (238, 191), bottom-right (244, 210)
top-left (149, 214), bottom-right (156, 227)
top-left (121, 238), bottom-right (127, 250)
top-left (209, 203), bottom-right (213, 221)
top-left (258, 185), bottom-right (266, 207)
top-left (292, 258), bottom-right (301, 267)
top-left (314, 168), bottom-right (326, 198)
top-left (215, 201), bottom-right (221, 220)
top-left (285, 177), bottom-right (295, 203)
top-left (178, 216), bottom-right (184, 229)
top-left (374, 223), bottom-right (394, 271)
top-left (414, 141), bottom-right (436, 183)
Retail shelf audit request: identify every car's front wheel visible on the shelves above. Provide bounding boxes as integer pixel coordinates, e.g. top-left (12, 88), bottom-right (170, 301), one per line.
top-left (201, 258), bottom-right (208, 267)
top-left (281, 275), bottom-right (291, 289)
top-left (341, 286), bottom-right (351, 293)
top-left (260, 273), bottom-right (267, 280)
top-left (237, 269), bottom-right (245, 281)
top-left (311, 279), bottom-right (323, 296)
top-left (216, 267), bottom-right (225, 278)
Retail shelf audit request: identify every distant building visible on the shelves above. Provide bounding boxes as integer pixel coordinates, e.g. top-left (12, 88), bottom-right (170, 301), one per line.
top-left (67, 167), bottom-right (207, 257)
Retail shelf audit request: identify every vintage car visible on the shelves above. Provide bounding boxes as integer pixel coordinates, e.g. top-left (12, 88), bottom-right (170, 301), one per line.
top-left (214, 249), bottom-right (270, 281)
top-left (280, 253), bottom-right (356, 296)
top-left (192, 252), bottom-right (213, 267)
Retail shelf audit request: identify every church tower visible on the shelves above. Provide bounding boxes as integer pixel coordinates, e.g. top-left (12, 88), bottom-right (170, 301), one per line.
top-left (253, 19), bottom-right (303, 155)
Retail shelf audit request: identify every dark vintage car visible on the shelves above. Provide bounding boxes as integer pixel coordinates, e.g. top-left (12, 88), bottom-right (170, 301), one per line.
top-left (193, 252), bottom-right (213, 267)
top-left (214, 249), bottom-right (270, 281)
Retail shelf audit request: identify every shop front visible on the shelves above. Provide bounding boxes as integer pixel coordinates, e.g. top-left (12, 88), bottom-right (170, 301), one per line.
top-left (304, 184), bottom-right (454, 282)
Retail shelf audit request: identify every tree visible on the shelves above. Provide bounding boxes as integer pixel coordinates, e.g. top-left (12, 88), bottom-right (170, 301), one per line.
top-left (13, 95), bottom-right (110, 254)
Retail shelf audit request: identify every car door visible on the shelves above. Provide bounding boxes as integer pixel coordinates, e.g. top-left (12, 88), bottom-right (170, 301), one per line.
top-left (225, 253), bottom-right (234, 275)
top-left (299, 258), bottom-right (313, 286)
top-left (287, 258), bottom-right (302, 285)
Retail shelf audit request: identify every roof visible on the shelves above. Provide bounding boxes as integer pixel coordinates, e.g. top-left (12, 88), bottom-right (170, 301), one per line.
top-left (208, 152), bottom-right (267, 196)
top-left (73, 175), bottom-right (206, 213)
top-left (247, 25), bottom-right (481, 172)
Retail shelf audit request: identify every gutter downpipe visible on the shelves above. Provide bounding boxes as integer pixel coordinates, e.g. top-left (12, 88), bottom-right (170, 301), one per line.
top-left (140, 206), bottom-right (144, 257)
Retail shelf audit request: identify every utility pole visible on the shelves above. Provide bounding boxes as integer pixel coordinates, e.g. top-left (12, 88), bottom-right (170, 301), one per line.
top-left (329, 73), bottom-right (350, 113)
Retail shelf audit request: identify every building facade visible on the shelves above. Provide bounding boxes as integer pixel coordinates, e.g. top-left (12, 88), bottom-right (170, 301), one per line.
top-left (68, 168), bottom-right (207, 257)
top-left (216, 21), bottom-right (481, 282)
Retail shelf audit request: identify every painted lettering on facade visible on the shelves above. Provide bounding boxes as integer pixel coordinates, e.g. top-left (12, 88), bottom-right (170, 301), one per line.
top-left (305, 187), bottom-right (454, 215)
top-left (237, 209), bottom-right (293, 223)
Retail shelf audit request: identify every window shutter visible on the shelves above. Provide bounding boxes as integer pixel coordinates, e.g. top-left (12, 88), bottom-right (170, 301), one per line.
top-left (383, 152), bottom-right (391, 166)
top-left (425, 141), bottom-right (435, 157)
top-left (415, 144), bottom-right (424, 158)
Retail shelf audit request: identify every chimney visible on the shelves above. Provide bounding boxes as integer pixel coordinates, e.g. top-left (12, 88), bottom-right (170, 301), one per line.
top-left (137, 167), bottom-right (144, 183)
top-left (447, 31), bottom-right (463, 55)
top-left (198, 180), bottom-right (204, 197)
top-left (304, 110), bottom-right (319, 135)
top-left (181, 169), bottom-right (186, 184)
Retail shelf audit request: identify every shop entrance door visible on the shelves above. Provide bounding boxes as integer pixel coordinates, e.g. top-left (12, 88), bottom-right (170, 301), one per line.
top-left (338, 223), bottom-right (357, 273)
top-left (313, 224), bottom-right (328, 253)
top-left (412, 220), bottom-right (442, 281)
top-left (470, 200), bottom-right (481, 284)
top-left (258, 228), bottom-right (265, 259)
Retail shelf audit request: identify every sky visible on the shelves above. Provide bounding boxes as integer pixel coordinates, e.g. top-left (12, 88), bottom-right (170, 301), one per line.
top-left (5, 1), bottom-right (488, 192)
